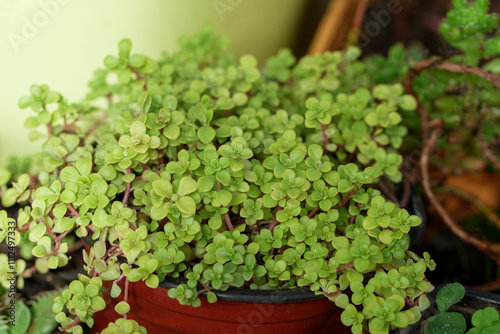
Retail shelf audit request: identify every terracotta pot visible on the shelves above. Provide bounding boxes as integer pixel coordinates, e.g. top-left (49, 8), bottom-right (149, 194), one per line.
top-left (92, 278), bottom-right (348, 334)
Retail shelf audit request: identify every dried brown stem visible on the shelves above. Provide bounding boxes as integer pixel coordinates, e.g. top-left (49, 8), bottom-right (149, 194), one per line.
top-left (421, 127), bottom-right (500, 263)
top-left (478, 123), bottom-right (500, 170)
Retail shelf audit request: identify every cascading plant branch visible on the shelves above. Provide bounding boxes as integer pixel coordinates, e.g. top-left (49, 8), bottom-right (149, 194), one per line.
top-left (1, 25), bottom-right (436, 334)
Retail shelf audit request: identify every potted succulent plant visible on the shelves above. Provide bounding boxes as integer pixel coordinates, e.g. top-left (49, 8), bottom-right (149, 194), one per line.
top-left (1, 24), bottom-right (436, 334)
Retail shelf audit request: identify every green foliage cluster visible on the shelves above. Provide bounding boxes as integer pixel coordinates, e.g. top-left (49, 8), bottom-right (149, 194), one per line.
top-left (424, 283), bottom-right (500, 334)
top-left (363, 0), bottom-right (500, 176)
top-left (0, 24), bottom-right (435, 334)
top-left (0, 290), bottom-right (60, 334)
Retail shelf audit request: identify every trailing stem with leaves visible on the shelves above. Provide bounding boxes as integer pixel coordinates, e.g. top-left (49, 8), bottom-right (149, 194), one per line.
top-left (0, 25), bottom-right (436, 334)
top-left (396, 0), bottom-right (500, 272)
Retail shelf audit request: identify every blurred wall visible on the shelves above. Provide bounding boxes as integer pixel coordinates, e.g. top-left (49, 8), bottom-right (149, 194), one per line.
top-left (0, 0), bottom-right (306, 163)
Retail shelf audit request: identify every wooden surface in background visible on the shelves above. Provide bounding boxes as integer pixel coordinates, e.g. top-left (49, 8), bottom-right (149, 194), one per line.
top-left (308, 0), bottom-right (380, 54)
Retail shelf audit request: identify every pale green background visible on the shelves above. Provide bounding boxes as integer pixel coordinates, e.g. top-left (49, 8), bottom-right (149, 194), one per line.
top-left (0, 0), bottom-right (306, 164)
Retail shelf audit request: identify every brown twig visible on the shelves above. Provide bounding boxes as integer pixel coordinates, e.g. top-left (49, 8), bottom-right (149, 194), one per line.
top-left (477, 120), bottom-right (500, 170)
top-left (421, 127), bottom-right (500, 263)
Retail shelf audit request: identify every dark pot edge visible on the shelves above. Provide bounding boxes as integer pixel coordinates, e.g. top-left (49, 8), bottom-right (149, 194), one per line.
top-left (158, 276), bottom-right (326, 303)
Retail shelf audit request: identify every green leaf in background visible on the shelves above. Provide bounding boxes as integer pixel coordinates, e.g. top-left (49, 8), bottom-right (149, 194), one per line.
top-left (29, 293), bottom-right (59, 334)
top-left (9, 300), bottom-right (30, 334)
top-left (436, 283), bottom-right (465, 312)
top-left (430, 312), bottom-right (466, 334)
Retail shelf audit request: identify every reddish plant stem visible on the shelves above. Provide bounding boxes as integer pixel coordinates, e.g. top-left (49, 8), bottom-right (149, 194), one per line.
top-left (124, 278), bottom-right (130, 319)
top-left (122, 167), bottom-right (132, 205)
top-left (107, 243), bottom-right (120, 256)
top-left (16, 224), bottom-right (30, 232)
top-left (348, 214), bottom-right (356, 225)
top-left (53, 230), bottom-right (72, 254)
top-left (197, 286), bottom-right (215, 295)
top-left (47, 124), bottom-right (53, 136)
top-left (88, 224), bottom-right (96, 233)
top-left (336, 263), bottom-right (354, 272)
top-left (66, 203), bottom-right (80, 217)
top-left (324, 290), bottom-right (341, 297)
top-left (341, 187), bottom-right (358, 208)
top-left (308, 207), bottom-right (319, 218)
top-left (59, 318), bottom-right (81, 331)
top-left (129, 66), bottom-right (144, 81)
top-left (40, 219), bottom-right (57, 239)
top-left (222, 210), bottom-right (234, 231)
top-left (216, 180), bottom-right (234, 231)
top-left (21, 266), bottom-right (37, 278)
top-left (321, 124), bottom-right (328, 152)
top-left (345, 152), bottom-right (357, 164)
top-left (405, 296), bottom-right (416, 308)
top-left (86, 114), bottom-right (108, 136)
